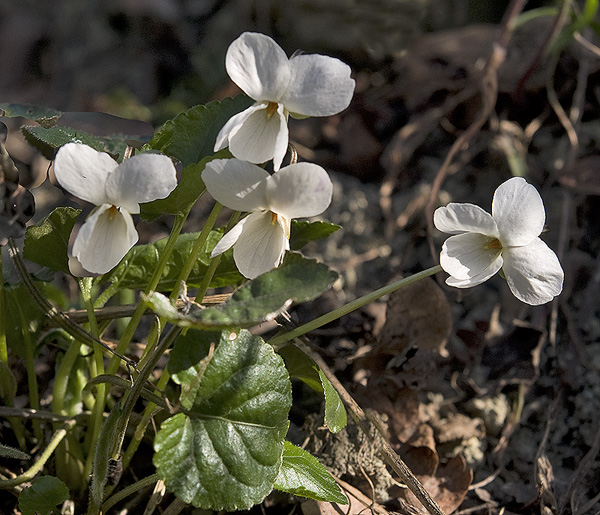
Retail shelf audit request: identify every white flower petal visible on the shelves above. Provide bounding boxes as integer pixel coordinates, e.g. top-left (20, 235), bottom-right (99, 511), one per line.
top-left (228, 104), bottom-right (288, 165)
top-left (202, 159), bottom-right (269, 212)
top-left (282, 54), bottom-right (355, 116)
top-left (214, 104), bottom-right (260, 152)
top-left (53, 143), bottom-right (115, 206)
top-left (271, 104), bottom-right (292, 172)
top-left (434, 203), bottom-right (499, 236)
top-left (445, 264), bottom-right (502, 288)
top-left (68, 254), bottom-right (95, 278)
top-left (440, 233), bottom-right (503, 281)
top-left (225, 32), bottom-right (291, 101)
top-left (502, 238), bottom-right (564, 305)
top-left (210, 217), bottom-right (248, 257)
top-left (266, 163), bottom-right (333, 219)
top-left (492, 177), bottom-right (545, 246)
top-left (105, 153), bottom-right (177, 213)
top-left (232, 211), bottom-right (288, 279)
top-left (72, 204), bottom-right (138, 274)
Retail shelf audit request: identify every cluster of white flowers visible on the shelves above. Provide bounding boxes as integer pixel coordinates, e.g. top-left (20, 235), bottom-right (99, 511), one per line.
top-left (204, 32), bottom-right (354, 279)
top-left (52, 32), bottom-right (564, 308)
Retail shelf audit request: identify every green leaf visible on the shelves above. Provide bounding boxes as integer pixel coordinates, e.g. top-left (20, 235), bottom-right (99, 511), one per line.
top-left (102, 231), bottom-right (243, 290)
top-left (23, 207), bottom-right (81, 274)
top-left (0, 443), bottom-right (30, 460)
top-left (3, 282), bottom-right (48, 358)
top-left (145, 253), bottom-right (338, 329)
top-left (155, 329), bottom-right (292, 511)
top-left (279, 344), bottom-right (323, 392)
top-left (274, 442), bottom-right (348, 504)
top-left (318, 369), bottom-right (347, 433)
top-left (21, 125), bottom-right (127, 160)
top-left (145, 95), bottom-right (253, 166)
top-left (168, 330), bottom-right (221, 409)
top-left (279, 345), bottom-right (347, 433)
top-left (140, 150), bottom-right (229, 220)
top-left (18, 475), bottom-right (69, 515)
top-left (290, 220), bottom-right (340, 251)
top-left (0, 103), bottom-right (63, 128)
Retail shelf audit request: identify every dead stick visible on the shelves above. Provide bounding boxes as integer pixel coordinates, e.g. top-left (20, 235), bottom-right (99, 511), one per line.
top-left (295, 339), bottom-right (445, 515)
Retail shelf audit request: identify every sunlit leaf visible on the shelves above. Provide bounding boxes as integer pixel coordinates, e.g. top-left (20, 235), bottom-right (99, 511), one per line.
top-left (274, 442), bottom-right (348, 503)
top-left (290, 220), bottom-right (340, 251)
top-left (145, 96), bottom-right (253, 167)
top-left (155, 330), bottom-right (291, 510)
top-left (0, 103), bottom-right (63, 128)
top-left (144, 253), bottom-right (338, 329)
top-left (21, 126), bottom-right (127, 160)
top-left (318, 369), bottom-right (347, 433)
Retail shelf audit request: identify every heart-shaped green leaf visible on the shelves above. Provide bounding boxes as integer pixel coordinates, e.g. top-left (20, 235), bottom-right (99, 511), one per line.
top-left (155, 329), bottom-right (292, 510)
top-left (274, 442), bottom-right (348, 503)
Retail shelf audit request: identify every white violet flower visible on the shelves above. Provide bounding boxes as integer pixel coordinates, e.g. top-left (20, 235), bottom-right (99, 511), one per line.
top-left (214, 32), bottom-right (355, 171)
top-left (434, 177), bottom-right (564, 305)
top-left (202, 158), bottom-right (333, 279)
top-left (53, 143), bottom-right (177, 274)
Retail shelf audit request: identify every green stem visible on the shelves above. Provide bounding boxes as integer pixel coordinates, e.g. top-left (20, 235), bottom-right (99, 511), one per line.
top-left (101, 474), bottom-right (159, 513)
top-left (105, 212), bottom-right (188, 377)
top-left (171, 202), bottom-right (222, 301)
top-left (0, 249), bottom-right (27, 449)
top-left (80, 278), bottom-right (108, 485)
top-left (269, 265), bottom-right (443, 348)
top-left (0, 251), bottom-right (7, 364)
top-left (93, 280), bottom-right (120, 309)
top-left (111, 325), bottom-right (182, 463)
top-left (119, 370), bottom-right (170, 472)
top-left (193, 210), bottom-right (240, 302)
top-left (0, 420), bottom-right (76, 488)
top-left (15, 298), bottom-right (43, 442)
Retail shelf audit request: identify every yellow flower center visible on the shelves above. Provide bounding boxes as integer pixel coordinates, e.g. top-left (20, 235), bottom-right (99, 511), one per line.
top-left (108, 205), bottom-right (120, 219)
top-left (271, 211), bottom-right (278, 224)
top-left (266, 101), bottom-right (279, 118)
top-left (484, 237), bottom-right (503, 250)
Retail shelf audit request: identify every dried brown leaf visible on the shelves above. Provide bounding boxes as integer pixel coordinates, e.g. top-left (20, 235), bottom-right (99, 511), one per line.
top-left (377, 277), bottom-right (452, 357)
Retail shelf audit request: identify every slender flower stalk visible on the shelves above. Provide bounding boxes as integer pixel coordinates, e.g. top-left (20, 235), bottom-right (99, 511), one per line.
top-left (269, 266), bottom-right (442, 348)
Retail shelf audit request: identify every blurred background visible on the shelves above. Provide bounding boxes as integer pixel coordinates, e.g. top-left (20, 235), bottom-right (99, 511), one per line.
top-left (0, 0), bottom-right (518, 124)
